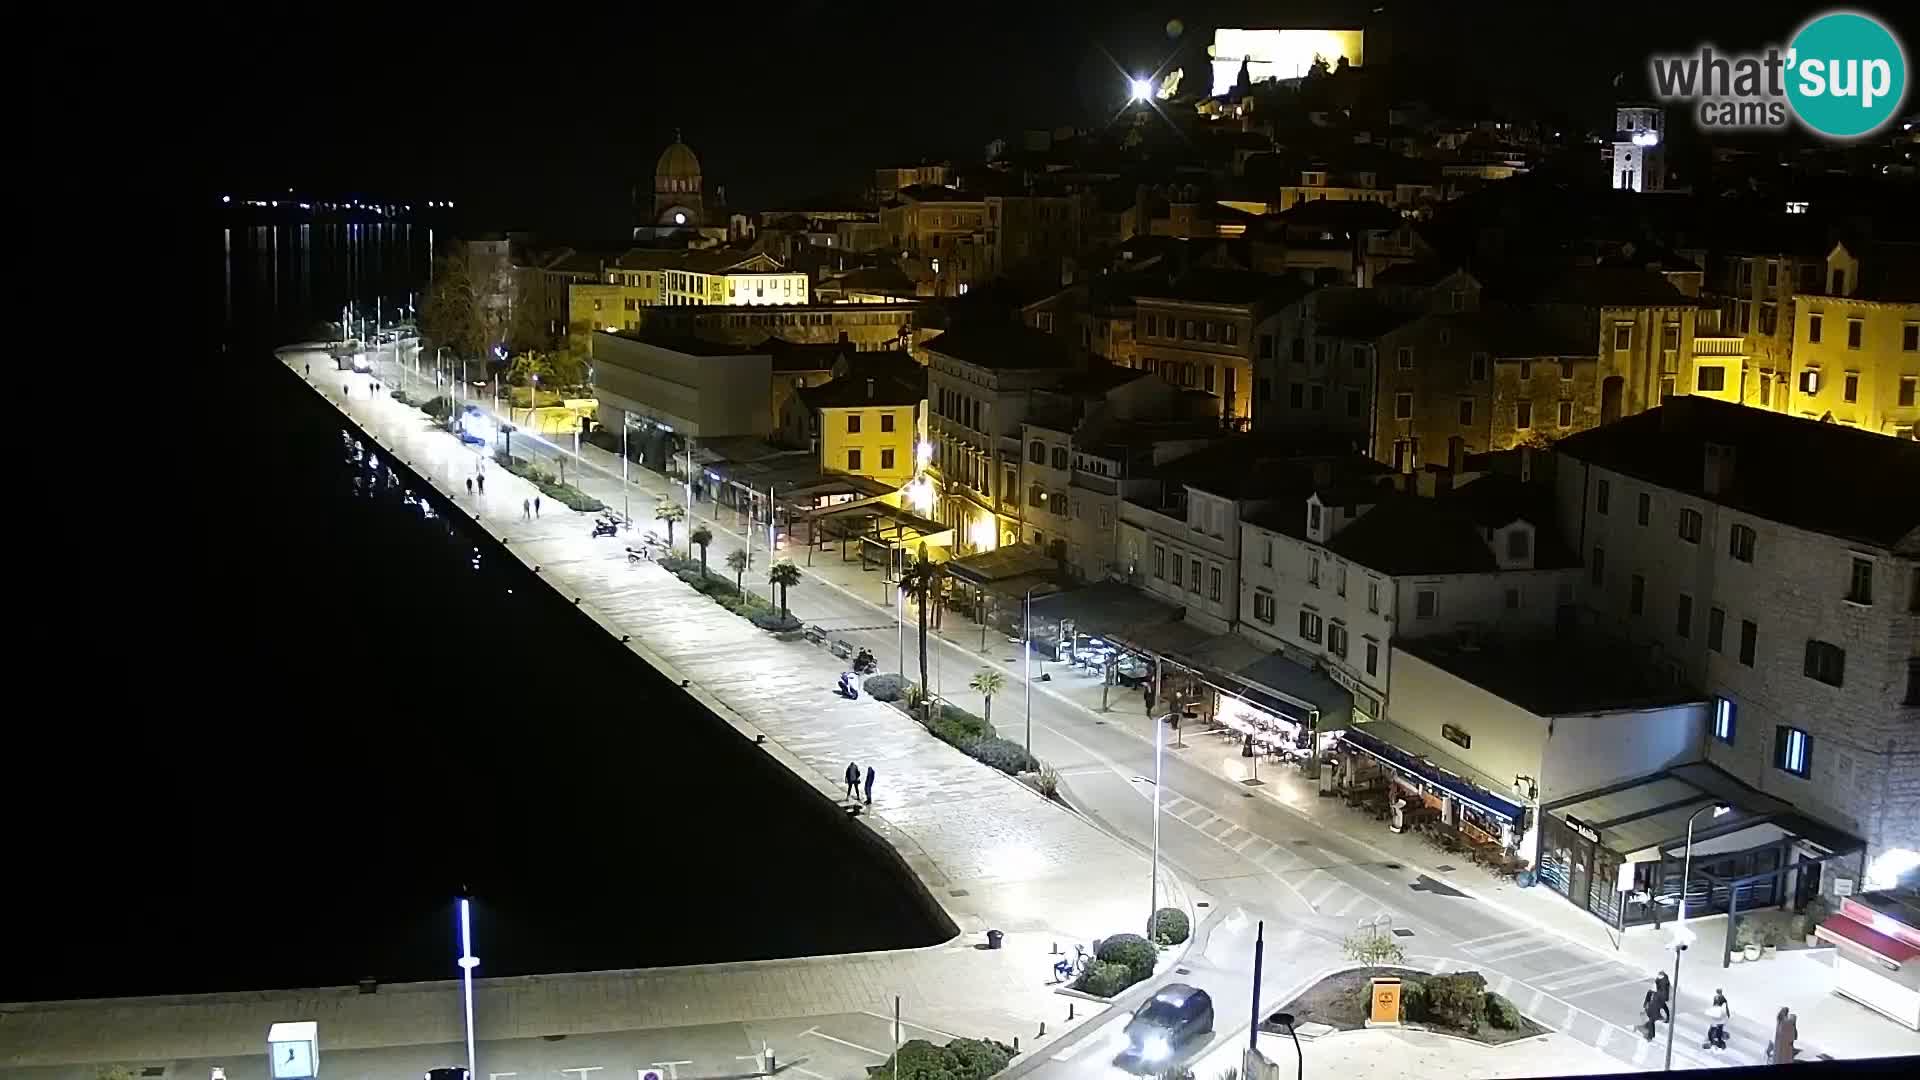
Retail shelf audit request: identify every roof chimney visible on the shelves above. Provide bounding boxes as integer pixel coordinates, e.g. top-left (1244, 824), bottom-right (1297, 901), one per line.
top-left (866, 378), bottom-right (876, 400)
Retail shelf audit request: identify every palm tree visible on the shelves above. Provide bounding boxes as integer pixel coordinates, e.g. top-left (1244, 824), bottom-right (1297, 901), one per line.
top-left (655, 499), bottom-right (686, 547)
top-left (898, 544), bottom-right (944, 713)
top-left (726, 549), bottom-right (749, 594)
top-left (969, 669), bottom-right (1006, 723)
top-left (768, 560), bottom-right (802, 620)
top-left (690, 525), bottom-right (714, 577)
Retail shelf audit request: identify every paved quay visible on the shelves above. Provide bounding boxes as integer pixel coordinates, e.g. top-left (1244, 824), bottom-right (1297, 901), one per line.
top-left (0, 350), bottom-right (1171, 1074)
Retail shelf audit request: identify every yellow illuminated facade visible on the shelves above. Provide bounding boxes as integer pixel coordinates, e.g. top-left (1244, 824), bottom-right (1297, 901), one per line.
top-left (1210, 28), bottom-right (1365, 94)
top-left (819, 403), bottom-right (922, 487)
top-left (570, 283), bottom-right (655, 337)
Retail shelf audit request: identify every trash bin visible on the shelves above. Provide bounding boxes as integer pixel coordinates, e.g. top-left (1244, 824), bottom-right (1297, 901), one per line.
top-left (986, 929), bottom-right (1004, 950)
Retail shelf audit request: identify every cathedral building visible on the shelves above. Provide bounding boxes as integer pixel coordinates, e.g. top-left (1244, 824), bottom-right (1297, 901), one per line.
top-left (636, 133), bottom-right (727, 241)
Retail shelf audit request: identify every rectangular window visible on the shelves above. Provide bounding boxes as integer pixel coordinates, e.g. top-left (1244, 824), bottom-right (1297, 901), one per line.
top-left (1637, 492), bottom-right (1651, 526)
top-left (1328, 623), bottom-right (1348, 659)
top-left (1808, 313), bottom-right (1822, 343)
top-left (1253, 590), bottom-right (1275, 623)
top-left (1146, 315), bottom-right (1159, 337)
top-left (1708, 606), bottom-right (1726, 652)
top-left (1415, 588), bottom-right (1438, 618)
top-left (847, 448), bottom-right (862, 471)
top-left (1170, 556), bottom-right (1181, 588)
top-left (1394, 392), bottom-right (1412, 420)
top-left (1558, 400), bottom-right (1574, 427)
top-left (1629, 573), bottom-right (1645, 615)
top-left (1298, 609), bottom-right (1323, 643)
top-left (1800, 369), bottom-right (1820, 395)
top-left (1901, 376), bottom-right (1917, 407)
top-left (880, 413), bottom-right (895, 433)
top-left (1774, 725), bottom-right (1812, 778)
top-left (1904, 324), bottom-right (1918, 352)
top-left (1843, 372), bottom-right (1859, 403)
top-left (1336, 565), bottom-right (1348, 597)
top-left (1209, 566), bottom-right (1222, 602)
top-left (1397, 347), bottom-right (1413, 370)
top-left (1614, 323), bottom-right (1632, 351)
top-left (1847, 319), bottom-right (1863, 349)
top-left (1366, 581), bottom-right (1380, 614)
top-left (1713, 697), bottom-right (1736, 745)
top-left (1153, 545), bottom-right (1165, 580)
top-left (1678, 508), bottom-right (1702, 544)
top-left (847, 414), bottom-right (862, 433)
top-left (1515, 401), bottom-right (1532, 429)
top-left (1591, 546), bottom-right (1606, 586)
top-left (1597, 478), bottom-right (1611, 514)
top-left (1697, 366), bottom-right (1725, 392)
top-left (1739, 619), bottom-right (1758, 667)
top-left (1471, 352), bottom-right (1489, 381)
top-left (1262, 539), bottom-right (1273, 567)
top-left (880, 448), bottom-right (895, 471)
top-left (1729, 524), bottom-right (1755, 563)
top-left (1675, 593), bottom-right (1693, 638)
top-left (1847, 557), bottom-right (1873, 605)
top-left (1365, 641), bottom-right (1379, 675)
top-left (1308, 557), bottom-right (1321, 587)
top-left (1190, 558), bottom-right (1202, 593)
top-left (1458, 399), bottom-right (1474, 425)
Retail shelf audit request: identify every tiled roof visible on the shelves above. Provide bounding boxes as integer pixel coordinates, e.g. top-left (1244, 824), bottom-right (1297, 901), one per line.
top-left (922, 323), bottom-right (1071, 370)
top-left (1554, 396), bottom-right (1920, 549)
top-left (1398, 633), bottom-right (1707, 716)
top-left (1136, 269), bottom-right (1312, 307)
top-left (798, 366), bottom-right (926, 410)
top-left (1316, 476), bottom-right (1579, 575)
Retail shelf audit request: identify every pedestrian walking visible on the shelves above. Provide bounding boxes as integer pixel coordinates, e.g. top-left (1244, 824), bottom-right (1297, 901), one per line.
top-left (1652, 972), bottom-right (1672, 1022)
top-left (1640, 990), bottom-right (1662, 1041)
top-left (477, 473), bottom-right (485, 495)
top-left (1703, 989), bottom-right (1730, 1051)
top-left (534, 495), bottom-right (542, 517)
top-left (864, 765), bottom-right (875, 804)
top-left (523, 498), bottom-right (532, 520)
top-left (305, 362), bottom-right (311, 376)
top-left (1768, 1007), bottom-right (1798, 1064)
top-left (844, 762), bottom-right (861, 800)
top-left (465, 477), bottom-right (474, 496)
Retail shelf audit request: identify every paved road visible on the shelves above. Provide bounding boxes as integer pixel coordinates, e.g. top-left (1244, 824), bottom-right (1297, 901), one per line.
top-left (365, 356), bottom-right (1769, 1076)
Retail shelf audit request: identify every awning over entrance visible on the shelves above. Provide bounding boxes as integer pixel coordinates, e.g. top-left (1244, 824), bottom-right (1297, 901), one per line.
top-left (1339, 723), bottom-right (1527, 823)
top-left (945, 543), bottom-right (1060, 590)
top-left (1221, 654), bottom-right (1355, 729)
top-left (810, 498), bottom-right (953, 550)
top-left (1545, 761), bottom-right (1860, 864)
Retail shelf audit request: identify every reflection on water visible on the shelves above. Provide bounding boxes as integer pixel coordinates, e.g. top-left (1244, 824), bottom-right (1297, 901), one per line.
top-left (222, 222), bottom-right (433, 338)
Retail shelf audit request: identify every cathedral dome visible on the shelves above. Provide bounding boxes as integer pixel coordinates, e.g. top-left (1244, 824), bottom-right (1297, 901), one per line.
top-left (656, 138), bottom-right (701, 187)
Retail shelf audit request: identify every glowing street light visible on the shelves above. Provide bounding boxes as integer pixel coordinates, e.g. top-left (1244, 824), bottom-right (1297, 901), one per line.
top-left (456, 895), bottom-right (480, 1079)
top-left (1129, 77), bottom-right (1154, 102)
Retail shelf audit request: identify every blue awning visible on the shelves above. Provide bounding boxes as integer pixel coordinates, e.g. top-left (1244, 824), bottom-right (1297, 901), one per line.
top-left (1339, 726), bottom-right (1526, 823)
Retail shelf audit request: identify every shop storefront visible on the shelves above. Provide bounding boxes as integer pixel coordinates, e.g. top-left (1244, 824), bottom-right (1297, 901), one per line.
top-left (1540, 762), bottom-right (1864, 943)
top-left (1335, 724), bottom-right (1533, 867)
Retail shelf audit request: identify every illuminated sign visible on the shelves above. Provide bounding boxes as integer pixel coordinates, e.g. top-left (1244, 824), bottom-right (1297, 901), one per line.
top-left (1565, 816), bottom-right (1601, 844)
top-left (1210, 28), bottom-right (1366, 96)
top-left (1441, 723), bottom-right (1472, 750)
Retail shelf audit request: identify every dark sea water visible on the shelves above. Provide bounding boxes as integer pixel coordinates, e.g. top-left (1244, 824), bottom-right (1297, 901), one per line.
top-left (0, 221), bottom-right (946, 1002)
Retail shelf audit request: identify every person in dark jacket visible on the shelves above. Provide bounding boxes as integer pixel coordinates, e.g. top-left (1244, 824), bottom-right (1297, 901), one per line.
top-left (844, 761), bottom-right (860, 800)
top-left (864, 765), bottom-right (876, 804)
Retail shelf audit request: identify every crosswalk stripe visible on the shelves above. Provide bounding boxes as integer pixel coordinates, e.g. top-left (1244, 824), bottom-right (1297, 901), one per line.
top-left (1453, 927), bottom-right (1534, 949)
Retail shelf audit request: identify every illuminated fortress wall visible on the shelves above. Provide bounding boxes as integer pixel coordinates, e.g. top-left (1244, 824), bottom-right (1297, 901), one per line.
top-left (1210, 28), bottom-right (1366, 95)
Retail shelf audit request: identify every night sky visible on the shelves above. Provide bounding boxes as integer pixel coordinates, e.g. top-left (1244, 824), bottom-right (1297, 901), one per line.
top-left (178, 1), bottom-right (1853, 244)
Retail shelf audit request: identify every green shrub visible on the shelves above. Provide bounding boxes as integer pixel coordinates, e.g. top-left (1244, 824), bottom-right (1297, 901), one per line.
top-left (1400, 980), bottom-right (1427, 1022)
top-left (751, 612), bottom-right (802, 632)
top-left (1423, 972), bottom-right (1489, 1032)
top-left (1032, 763), bottom-right (1061, 798)
top-left (422, 395), bottom-right (452, 421)
top-left (1484, 991), bottom-right (1522, 1030)
top-left (1341, 929), bottom-right (1406, 967)
top-left (932, 704), bottom-right (994, 742)
top-left (1149, 907), bottom-right (1191, 946)
top-left (1097, 933), bottom-right (1159, 984)
top-left (865, 674), bottom-right (910, 702)
top-left (1072, 960), bottom-right (1137, 998)
top-left (968, 736), bottom-right (1035, 775)
top-left (865, 1036), bottom-right (1015, 1080)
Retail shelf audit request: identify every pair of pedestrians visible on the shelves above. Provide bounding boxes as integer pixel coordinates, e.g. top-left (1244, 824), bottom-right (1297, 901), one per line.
top-left (844, 761), bottom-right (875, 804)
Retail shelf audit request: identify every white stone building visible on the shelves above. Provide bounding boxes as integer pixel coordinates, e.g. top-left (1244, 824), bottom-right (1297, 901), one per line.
top-left (1552, 396), bottom-right (1920, 881)
top-left (1238, 470), bottom-right (1583, 723)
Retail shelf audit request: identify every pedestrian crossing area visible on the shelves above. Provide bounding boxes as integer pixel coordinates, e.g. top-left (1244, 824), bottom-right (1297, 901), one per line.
top-left (1438, 929), bottom-right (1779, 1069)
top-left (1155, 793), bottom-right (1391, 919)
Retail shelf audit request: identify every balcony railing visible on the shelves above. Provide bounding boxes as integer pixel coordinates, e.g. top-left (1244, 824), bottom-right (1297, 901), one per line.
top-left (1693, 336), bottom-right (1747, 356)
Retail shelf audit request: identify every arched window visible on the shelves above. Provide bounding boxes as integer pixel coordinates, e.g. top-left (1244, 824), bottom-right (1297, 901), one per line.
top-left (1029, 440), bottom-right (1046, 464)
top-left (1028, 484), bottom-right (1045, 508)
top-left (1051, 447), bottom-right (1069, 470)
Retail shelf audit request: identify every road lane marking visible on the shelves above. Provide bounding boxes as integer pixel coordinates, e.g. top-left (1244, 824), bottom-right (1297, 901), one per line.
top-left (1454, 927), bottom-right (1534, 950)
top-left (860, 1010), bottom-right (961, 1040)
top-left (802, 1028), bottom-right (887, 1058)
top-left (1231, 833), bottom-right (1258, 853)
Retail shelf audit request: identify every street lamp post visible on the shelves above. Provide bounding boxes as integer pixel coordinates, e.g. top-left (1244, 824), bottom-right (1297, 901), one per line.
top-left (1665, 802), bottom-right (1731, 1071)
top-left (1149, 671), bottom-right (1164, 932)
top-left (1022, 584), bottom-right (1043, 765)
top-left (1271, 1009), bottom-right (1303, 1080)
top-left (456, 895), bottom-right (480, 1080)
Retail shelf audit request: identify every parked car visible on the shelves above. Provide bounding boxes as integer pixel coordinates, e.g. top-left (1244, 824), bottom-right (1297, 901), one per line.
top-left (1124, 982), bottom-right (1214, 1064)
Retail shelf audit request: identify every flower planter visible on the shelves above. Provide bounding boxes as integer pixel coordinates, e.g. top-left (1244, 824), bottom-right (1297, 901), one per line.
top-left (1743, 944), bottom-right (1762, 961)
top-left (1762, 944), bottom-right (1778, 959)
top-left (1806, 933), bottom-right (1820, 947)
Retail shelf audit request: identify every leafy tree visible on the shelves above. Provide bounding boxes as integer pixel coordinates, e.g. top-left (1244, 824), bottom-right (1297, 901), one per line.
top-left (968, 669), bottom-right (1006, 723)
top-left (655, 499), bottom-right (686, 547)
top-left (768, 559), bottom-right (802, 620)
top-left (898, 545), bottom-right (944, 716)
top-left (726, 548), bottom-right (749, 593)
top-left (690, 525), bottom-right (714, 577)
top-left (1341, 928), bottom-right (1406, 967)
